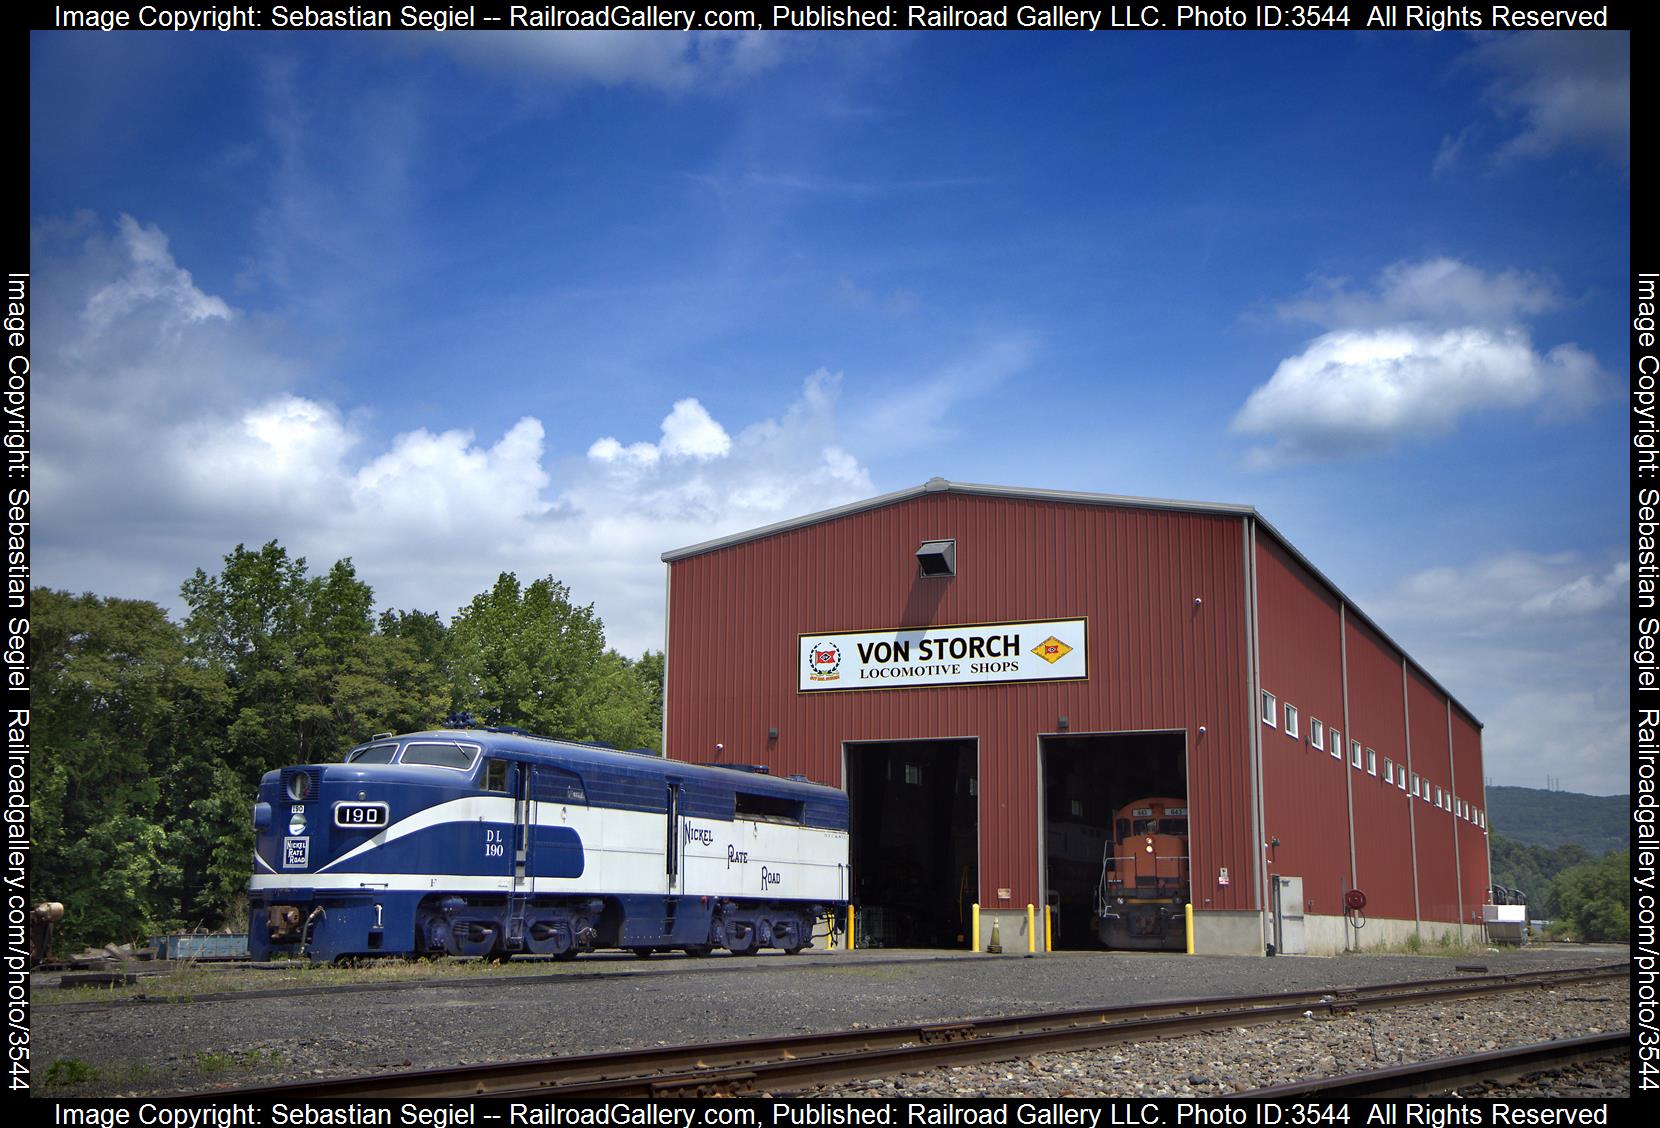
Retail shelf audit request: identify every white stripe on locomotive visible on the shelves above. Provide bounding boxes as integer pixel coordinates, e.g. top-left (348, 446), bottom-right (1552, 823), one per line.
top-left (282, 797), bottom-right (848, 902)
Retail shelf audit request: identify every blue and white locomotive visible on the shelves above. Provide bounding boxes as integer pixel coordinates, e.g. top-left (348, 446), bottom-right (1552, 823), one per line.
top-left (248, 727), bottom-right (849, 962)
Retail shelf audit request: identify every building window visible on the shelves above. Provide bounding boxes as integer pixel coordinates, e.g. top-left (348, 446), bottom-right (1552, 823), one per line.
top-left (904, 762), bottom-right (922, 786)
top-left (1384, 759), bottom-right (1394, 785)
top-left (1261, 691), bottom-right (1277, 726)
top-left (1284, 704), bottom-right (1299, 740)
top-left (1329, 728), bottom-right (1342, 760)
top-left (1435, 786), bottom-right (1445, 809)
top-left (1350, 739), bottom-right (1363, 769)
top-left (1070, 799), bottom-right (1084, 818)
top-left (1411, 772), bottom-right (1421, 796)
top-left (1310, 718), bottom-right (1324, 751)
top-left (1366, 748), bottom-right (1377, 776)
top-left (1398, 769), bottom-right (1407, 791)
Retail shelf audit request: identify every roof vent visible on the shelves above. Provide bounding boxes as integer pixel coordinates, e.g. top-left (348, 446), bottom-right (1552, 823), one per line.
top-left (917, 539), bottom-right (956, 578)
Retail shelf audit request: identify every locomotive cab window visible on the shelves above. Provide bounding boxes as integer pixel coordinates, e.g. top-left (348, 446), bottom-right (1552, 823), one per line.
top-left (401, 742), bottom-right (479, 771)
top-left (483, 759), bottom-right (510, 793)
top-left (735, 791), bottom-right (804, 824)
top-left (346, 743), bottom-right (397, 764)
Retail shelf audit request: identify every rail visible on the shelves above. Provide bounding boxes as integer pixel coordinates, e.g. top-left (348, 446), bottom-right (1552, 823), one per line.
top-left (202, 963), bottom-right (1627, 1100)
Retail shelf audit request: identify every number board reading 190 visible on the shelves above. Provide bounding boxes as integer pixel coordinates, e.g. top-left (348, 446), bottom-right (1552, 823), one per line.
top-left (333, 802), bottom-right (389, 828)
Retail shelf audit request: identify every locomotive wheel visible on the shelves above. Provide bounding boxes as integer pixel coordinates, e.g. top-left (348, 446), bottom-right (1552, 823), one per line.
top-left (630, 948), bottom-right (658, 958)
top-left (680, 946), bottom-right (712, 958)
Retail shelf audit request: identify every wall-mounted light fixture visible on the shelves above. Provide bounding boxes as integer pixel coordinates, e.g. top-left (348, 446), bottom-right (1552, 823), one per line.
top-left (916, 539), bottom-right (956, 578)
top-left (1057, 715), bottom-right (1069, 731)
top-left (767, 727), bottom-right (778, 742)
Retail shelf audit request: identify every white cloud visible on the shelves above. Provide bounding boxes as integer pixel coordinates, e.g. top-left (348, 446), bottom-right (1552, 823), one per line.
top-left (1363, 551), bottom-right (1628, 795)
top-left (1233, 258), bottom-right (1602, 466)
top-left (34, 217), bottom-right (873, 658)
top-left (1275, 258), bottom-right (1559, 329)
top-left (82, 215), bottom-right (232, 332)
top-left (1462, 33), bottom-right (1630, 168)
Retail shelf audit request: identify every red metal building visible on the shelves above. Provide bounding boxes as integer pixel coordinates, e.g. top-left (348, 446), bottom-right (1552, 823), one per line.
top-left (662, 479), bottom-right (1490, 955)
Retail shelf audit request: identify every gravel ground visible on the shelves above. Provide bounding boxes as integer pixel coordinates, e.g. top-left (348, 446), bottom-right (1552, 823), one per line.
top-left (29, 943), bottom-right (1630, 1098)
top-left (795, 980), bottom-right (1631, 1097)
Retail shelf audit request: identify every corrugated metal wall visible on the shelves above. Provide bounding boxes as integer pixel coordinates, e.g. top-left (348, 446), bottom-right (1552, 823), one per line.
top-left (666, 492), bottom-right (1253, 912)
top-left (664, 489), bottom-right (1486, 927)
top-left (1246, 530), bottom-right (1487, 928)
top-left (1253, 535), bottom-right (1353, 918)
top-left (1451, 706), bottom-right (1491, 924)
top-left (1344, 616), bottom-right (1418, 921)
top-left (1403, 664), bottom-right (1459, 924)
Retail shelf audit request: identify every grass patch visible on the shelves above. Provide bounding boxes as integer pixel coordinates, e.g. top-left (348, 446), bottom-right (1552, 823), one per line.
top-left (34, 953), bottom-right (613, 1006)
top-left (1354, 931), bottom-right (1496, 957)
top-left (40, 1057), bottom-right (154, 1093)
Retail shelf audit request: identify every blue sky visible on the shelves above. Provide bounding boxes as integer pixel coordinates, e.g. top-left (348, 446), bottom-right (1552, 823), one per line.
top-left (30, 29), bottom-right (1629, 793)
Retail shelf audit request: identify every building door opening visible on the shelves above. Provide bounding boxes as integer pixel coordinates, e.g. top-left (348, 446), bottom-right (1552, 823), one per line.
top-left (844, 739), bottom-right (977, 949)
top-left (1041, 731), bottom-right (1187, 950)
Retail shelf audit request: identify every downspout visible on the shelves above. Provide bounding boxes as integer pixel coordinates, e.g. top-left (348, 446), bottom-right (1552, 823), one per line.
top-left (1447, 700), bottom-right (1465, 943)
top-left (1402, 664), bottom-right (1422, 937)
top-left (1245, 517), bottom-right (1268, 954)
top-left (1339, 605), bottom-right (1357, 950)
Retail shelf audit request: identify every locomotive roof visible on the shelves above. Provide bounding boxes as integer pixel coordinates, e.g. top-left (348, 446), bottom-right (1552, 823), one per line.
top-left (398, 728), bottom-right (844, 798)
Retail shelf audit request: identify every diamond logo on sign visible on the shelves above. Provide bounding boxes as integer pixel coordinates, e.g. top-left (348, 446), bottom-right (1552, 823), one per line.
top-left (1032, 636), bottom-right (1072, 664)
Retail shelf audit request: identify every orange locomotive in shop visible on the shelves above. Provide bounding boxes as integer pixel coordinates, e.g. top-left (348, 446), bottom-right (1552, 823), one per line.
top-left (1092, 796), bottom-right (1191, 950)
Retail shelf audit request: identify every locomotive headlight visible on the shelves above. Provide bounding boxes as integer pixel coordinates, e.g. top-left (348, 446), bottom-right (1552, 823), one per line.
top-left (289, 811), bottom-right (308, 836)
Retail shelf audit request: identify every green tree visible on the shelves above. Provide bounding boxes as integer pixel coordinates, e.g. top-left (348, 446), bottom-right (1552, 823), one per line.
top-left (1550, 851), bottom-right (1629, 941)
top-left (31, 589), bottom-right (228, 949)
top-left (447, 573), bottom-right (661, 748)
top-left (179, 543), bottom-right (451, 913)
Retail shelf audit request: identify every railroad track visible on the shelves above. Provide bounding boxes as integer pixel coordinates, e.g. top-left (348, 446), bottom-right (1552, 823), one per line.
top-left (208, 962), bottom-right (1627, 1100)
top-left (1238, 1030), bottom-right (1630, 1098)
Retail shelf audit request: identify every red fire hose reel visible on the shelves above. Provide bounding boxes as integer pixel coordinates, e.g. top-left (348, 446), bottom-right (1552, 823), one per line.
top-left (1344, 888), bottom-right (1368, 931)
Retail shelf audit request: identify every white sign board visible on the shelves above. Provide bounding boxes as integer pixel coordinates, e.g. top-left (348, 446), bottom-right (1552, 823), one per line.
top-left (799, 618), bottom-right (1087, 692)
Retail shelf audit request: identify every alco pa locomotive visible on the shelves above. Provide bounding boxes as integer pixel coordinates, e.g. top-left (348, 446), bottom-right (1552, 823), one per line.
top-left (249, 727), bottom-right (849, 962)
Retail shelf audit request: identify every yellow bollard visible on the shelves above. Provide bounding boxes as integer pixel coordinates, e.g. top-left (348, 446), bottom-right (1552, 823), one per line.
top-left (1044, 904), bottom-right (1053, 953)
top-left (1026, 904), bottom-right (1035, 954)
top-left (1185, 903), bottom-right (1194, 955)
top-left (971, 903), bottom-right (980, 953)
top-left (848, 904), bottom-right (856, 951)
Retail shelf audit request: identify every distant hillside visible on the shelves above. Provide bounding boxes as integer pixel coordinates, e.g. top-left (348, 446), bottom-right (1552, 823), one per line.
top-left (1485, 786), bottom-right (1627, 856)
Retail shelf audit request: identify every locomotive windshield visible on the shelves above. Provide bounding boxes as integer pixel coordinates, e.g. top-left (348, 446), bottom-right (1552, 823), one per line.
top-left (345, 743), bottom-right (397, 764)
top-left (401, 742), bottom-right (479, 770)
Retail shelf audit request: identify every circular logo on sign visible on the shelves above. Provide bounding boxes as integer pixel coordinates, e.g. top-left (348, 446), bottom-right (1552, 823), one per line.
top-left (807, 642), bottom-right (841, 681)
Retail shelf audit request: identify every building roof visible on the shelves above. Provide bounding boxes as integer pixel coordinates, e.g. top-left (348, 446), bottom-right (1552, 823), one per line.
top-left (662, 478), bottom-right (1480, 727)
